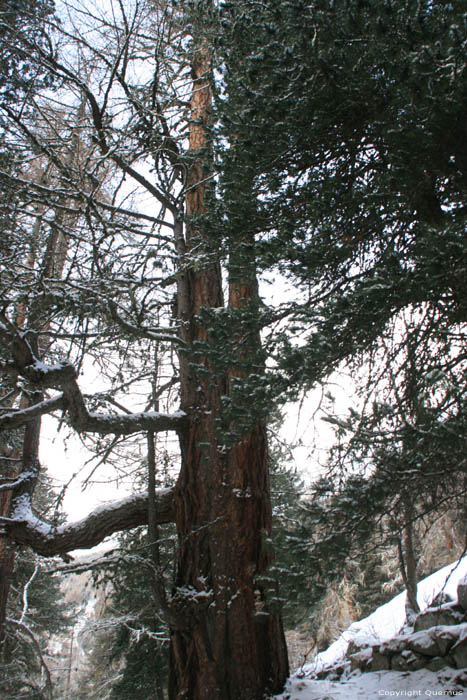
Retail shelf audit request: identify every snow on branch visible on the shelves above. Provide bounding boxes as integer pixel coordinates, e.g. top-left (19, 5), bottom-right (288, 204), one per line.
top-left (1, 325), bottom-right (187, 436)
top-left (3, 488), bottom-right (175, 557)
top-left (0, 394), bottom-right (67, 431)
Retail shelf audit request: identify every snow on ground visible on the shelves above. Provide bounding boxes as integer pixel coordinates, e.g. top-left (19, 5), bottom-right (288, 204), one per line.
top-left (278, 667), bottom-right (467, 700)
top-left (274, 558), bottom-right (467, 700)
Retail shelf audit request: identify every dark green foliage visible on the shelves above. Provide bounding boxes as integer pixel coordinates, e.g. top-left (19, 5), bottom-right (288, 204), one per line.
top-left (268, 452), bottom-right (312, 628)
top-left (216, 0), bottom-right (467, 396)
top-left (106, 527), bottom-right (172, 700)
top-left (107, 622), bottom-right (168, 700)
top-left (297, 305), bottom-right (467, 627)
top-left (212, 1), bottom-right (467, 631)
top-left (268, 443), bottom-right (404, 640)
top-left (76, 518), bottom-right (175, 700)
top-left (0, 0), bottom-right (55, 107)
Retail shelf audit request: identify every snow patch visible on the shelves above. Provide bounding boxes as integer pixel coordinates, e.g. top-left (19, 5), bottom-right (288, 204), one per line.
top-left (305, 557), bottom-right (467, 676)
top-left (274, 558), bottom-right (467, 700)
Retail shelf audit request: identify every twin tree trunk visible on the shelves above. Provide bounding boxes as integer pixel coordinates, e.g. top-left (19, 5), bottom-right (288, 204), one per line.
top-left (169, 47), bottom-right (288, 699)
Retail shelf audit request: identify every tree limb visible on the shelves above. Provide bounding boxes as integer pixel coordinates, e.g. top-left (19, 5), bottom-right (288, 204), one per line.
top-left (0, 323), bottom-right (187, 436)
top-left (3, 488), bottom-right (175, 557)
top-left (0, 395), bottom-right (67, 431)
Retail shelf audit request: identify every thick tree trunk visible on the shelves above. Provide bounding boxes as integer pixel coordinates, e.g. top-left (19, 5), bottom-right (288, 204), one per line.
top-left (169, 42), bottom-right (288, 700)
top-left (171, 421), bottom-right (288, 699)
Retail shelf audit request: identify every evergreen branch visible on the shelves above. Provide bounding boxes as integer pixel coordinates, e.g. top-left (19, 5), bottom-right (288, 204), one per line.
top-left (5, 618), bottom-right (53, 700)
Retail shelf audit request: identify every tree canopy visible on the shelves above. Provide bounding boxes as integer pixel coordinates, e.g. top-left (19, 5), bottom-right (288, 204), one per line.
top-left (217, 0), bottom-right (467, 390)
top-left (0, 0), bottom-right (466, 697)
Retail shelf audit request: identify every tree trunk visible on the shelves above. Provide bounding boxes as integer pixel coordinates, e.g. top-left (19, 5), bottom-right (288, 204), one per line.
top-left (0, 139), bottom-right (81, 645)
top-left (402, 495), bottom-right (420, 624)
top-left (0, 405), bottom-right (42, 650)
top-left (0, 527), bottom-right (15, 648)
top-left (169, 41), bottom-right (288, 700)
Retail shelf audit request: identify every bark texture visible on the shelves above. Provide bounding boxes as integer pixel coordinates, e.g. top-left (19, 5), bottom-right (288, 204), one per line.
top-left (169, 42), bottom-right (288, 700)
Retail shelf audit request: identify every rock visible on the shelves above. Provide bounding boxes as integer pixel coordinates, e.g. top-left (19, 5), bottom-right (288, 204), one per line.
top-left (333, 663), bottom-right (347, 678)
top-left (349, 647), bottom-right (372, 672)
top-left (414, 604), bottom-right (465, 631)
top-left (391, 649), bottom-right (428, 671)
top-left (347, 640), bottom-right (365, 656)
top-left (327, 669), bottom-right (343, 680)
top-left (380, 636), bottom-right (406, 656)
top-left (452, 639), bottom-right (467, 669)
top-left (368, 650), bottom-right (391, 671)
top-left (458, 575), bottom-right (467, 612)
top-left (425, 656), bottom-right (449, 672)
top-left (407, 626), bottom-right (457, 657)
top-left (452, 669), bottom-right (467, 687)
top-left (316, 662), bottom-right (347, 680)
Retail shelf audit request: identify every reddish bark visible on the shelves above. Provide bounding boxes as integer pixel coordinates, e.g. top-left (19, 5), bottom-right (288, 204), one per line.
top-left (169, 42), bottom-right (288, 700)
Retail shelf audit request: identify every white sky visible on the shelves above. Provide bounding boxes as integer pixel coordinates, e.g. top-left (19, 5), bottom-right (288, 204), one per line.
top-left (38, 276), bottom-right (356, 523)
top-left (40, 382), bottom-right (352, 523)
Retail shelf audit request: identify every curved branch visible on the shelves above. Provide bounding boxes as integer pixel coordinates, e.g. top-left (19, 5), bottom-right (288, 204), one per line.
top-left (3, 488), bottom-right (175, 557)
top-left (0, 325), bottom-right (187, 435)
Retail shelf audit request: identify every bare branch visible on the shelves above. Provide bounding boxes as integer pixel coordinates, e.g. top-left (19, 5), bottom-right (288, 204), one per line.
top-left (0, 395), bottom-right (67, 431)
top-left (0, 170), bottom-right (175, 230)
top-left (3, 488), bottom-right (175, 557)
top-left (1, 325), bottom-right (187, 436)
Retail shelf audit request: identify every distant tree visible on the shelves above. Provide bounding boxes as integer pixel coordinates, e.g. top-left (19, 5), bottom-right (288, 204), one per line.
top-left (97, 526), bottom-right (172, 700)
top-left (300, 306), bottom-right (467, 624)
top-left (0, 471), bottom-right (70, 700)
top-left (267, 447), bottom-right (314, 630)
top-left (75, 451), bottom-right (176, 700)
